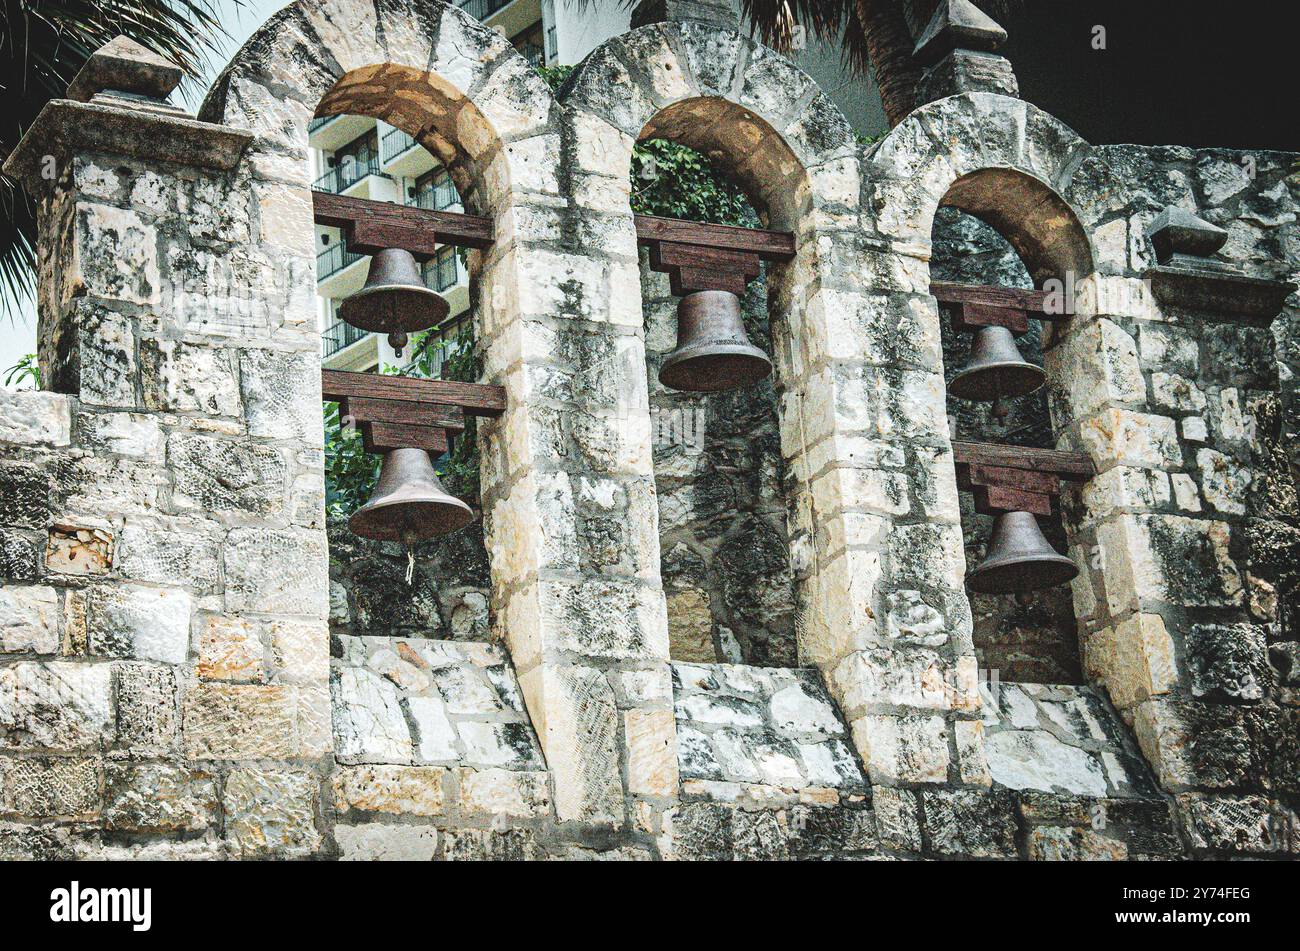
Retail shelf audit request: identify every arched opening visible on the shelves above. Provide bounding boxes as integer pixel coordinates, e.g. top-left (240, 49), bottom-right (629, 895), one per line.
top-left (635, 98), bottom-right (810, 666)
top-left (302, 65), bottom-right (508, 644)
top-left (932, 168), bottom-right (1094, 685)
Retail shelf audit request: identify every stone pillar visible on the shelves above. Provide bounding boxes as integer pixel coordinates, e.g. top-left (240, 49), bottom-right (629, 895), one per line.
top-left (1, 38), bottom-right (332, 858)
top-left (913, 0), bottom-right (1018, 103)
top-left (1048, 207), bottom-right (1298, 854)
top-left (631, 0), bottom-right (739, 31)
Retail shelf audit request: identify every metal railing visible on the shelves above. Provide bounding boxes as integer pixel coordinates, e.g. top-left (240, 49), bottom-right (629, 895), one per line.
top-left (411, 171), bottom-right (460, 212)
top-left (312, 148), bottom-right (386, 194)
top-left (456, 0), bottom-right (516, 20)
top-left (417, 312), bottom-right (474, 380)
top-left (381, 127), bottom-right (419, 163)
top-left (421, 246), bottom-right (461, 293)
top-left (515, 41), bottom-right (545, 67)
top-left (316, 242), bottom-right (365, 281)
top-left (322, 319), bottom-right (369, 358)
top-left (308, 115), bottom-right (339, 133)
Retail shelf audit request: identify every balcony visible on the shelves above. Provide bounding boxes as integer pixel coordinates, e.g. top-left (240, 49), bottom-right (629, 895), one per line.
top-left (515, 40), bottom-right (545, 67)
top-left (322, 319), bottom-right (370, 358)
top-left (313, 149), bottom-right (387, 194)
top-left (317, 242), bottom-right (365, 282)
top-left (381, 127), bottom-right (419, 164)
top-left (456, 0), bottom-right (516, 19)
top-left (411, 173), bottom-right (460, 213)
top-left (421, 247), bottom-right (461, 293)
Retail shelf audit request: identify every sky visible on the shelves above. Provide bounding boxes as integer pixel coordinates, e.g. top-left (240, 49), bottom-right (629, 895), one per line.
top-left (0, 0), bottom-right (287, 384)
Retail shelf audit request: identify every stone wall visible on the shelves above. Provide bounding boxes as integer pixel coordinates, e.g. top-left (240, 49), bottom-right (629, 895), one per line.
top-left (2, 0), bottom-right (1298, 860)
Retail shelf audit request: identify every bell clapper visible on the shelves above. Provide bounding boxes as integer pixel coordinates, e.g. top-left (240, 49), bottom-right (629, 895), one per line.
top-left (389, 331), bottom-right (408, 358)
top-left (991, 395), bottom-right (1010, 420)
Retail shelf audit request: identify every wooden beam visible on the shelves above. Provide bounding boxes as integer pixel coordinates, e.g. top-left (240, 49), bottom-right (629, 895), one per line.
top-left (312, 191), bottom-right (493, 256)
top-left (362, 421), bottom-right (450, 455)
top-left (635, 214), bottom-right (795, 261)
top-left (342, 396), bottom-right (465, 432)
top-left (931, 282), bottom-right (1058, 316)
top-left (952, 440), bottom-right (1095, 481)
top-left (321, 369), bottom-right (505, 417)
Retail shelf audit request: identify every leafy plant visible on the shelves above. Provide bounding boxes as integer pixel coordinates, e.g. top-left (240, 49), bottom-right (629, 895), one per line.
top-left (2, 352), bottom-right (40, 388)
top-left (323, 400), bottom-right (379, 523)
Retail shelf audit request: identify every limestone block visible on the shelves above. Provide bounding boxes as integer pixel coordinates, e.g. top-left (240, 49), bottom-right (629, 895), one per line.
top-left (333, 764), bottom-right (446, 817)
top-left (0, 756), bottom-right (100, 818)
top-left (1195, 448), bottom-right (1250, 516)
top-left (0, 586), bottom-right (59, 654)
top-left (116, 522), bottom-right (220, 590)
top-left (667, 589), bottom-right (715, 662)
top-left (240, 347), bottom-right (321, 441)
top-left (1084, 612), bottom-right (1176, 709)
top-left (1134, 699), bottom-right (1251, 791)
top-left (984, 729), bottom-right (1108, 797)
top-left (834, 648), bottom-right (973, 713)
top-left (0, 389), bottom-right (71, 446)
top-left (920, 788), bottom-right (1019, 858)
top-left (77, 203), bottom-right (159, 305)
top-left (0, 460), bottom-right (52, 528)
top-left (1078, 408), bottom-right (1181, 470)
top-left (183, 682), bottom-right (317, 760)
top-left (542, 664), bottom-right (623, 823)
top-left (0, 661), bottom-right (112, 751)
top-left (85, 584), bottom-right (191, 665)
top-left (223, 527), bottom-right (327, 617)
top-left (1186, 623), bottom-right (1267, 703)
top-left (1044, 318), bottom-right (1145, 420)
top-left (45, 525), bottom-right (113, 576)
top-left (871, 785), bottom-right (922, 851)
top-left (623, 708), bottom-right (678, 798)
top-left (851, 714), bottom-right (949, 784)
top-left (113, 662), bottom-right (179, 754)
top-left (1097, 514), bottom-right (1241, 612)
top-left (140, 339), bottom-right (241, 416)
top-left (169, 433), bottom-right (287, 516)
top-left (441, 827), bottom-right (543, 861)
top-left (458, 721), bottom-right (543, 769)
top-left (68, 308), bottom-right (137, 408)
top-left (1138, 323), bottom-right (1199, 374)
top-left (269, 620), bottom-right (328, 684)
top-left (405, 695), bottom-right (458, 762)
top-left (1028, 826), bottom-right (1127, 860)
top-left (331, 667), bottom-right (413, 764)
top-left (103, 763), bottom-right (218, 833)
top-left (223, 766), bottom-right (320, 857)
top-left (0, 527), bottom-right (41, 582)
top-left (335, 823), bottom-right (437, 861)
top-left (76, 411), bottom-right (165, 460)
top-left (459, 767), bottom-right (551, 818)
top-left (197, 615), bottom-right (266, 682)
top-left (1178, 794), bottom-right (1284, 854)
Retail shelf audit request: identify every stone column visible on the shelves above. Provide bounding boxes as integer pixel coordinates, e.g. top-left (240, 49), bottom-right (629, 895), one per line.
top-left (2, 38), bottom-right (332, 858)
top-left (1047, 206), bottom-right (1298, 854)
top-left (912, 0), bottom-right (1018, 104)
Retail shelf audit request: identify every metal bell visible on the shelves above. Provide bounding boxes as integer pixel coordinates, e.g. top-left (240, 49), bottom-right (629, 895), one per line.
top-left (948, 325), bottom-right (1045, 403)
top-left (659, 290), bottom-right (772, 393)
top-left (338, 248), bottom-right (449, 357)
top-left (966, 510), bottom-right (1078, 595)
top-left (349, 447), bottom-right (473, 545)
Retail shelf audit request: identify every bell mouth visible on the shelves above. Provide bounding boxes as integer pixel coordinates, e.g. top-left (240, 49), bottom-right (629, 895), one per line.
top-left (948, 361), bottom-right (1046, 402)
top-left (966, 551), bottom-right (1078, 595)
top-left (659, 346), bottom-right (772, 393)
top-left (338, 283), bottom-right (450, 334)
top-left (349, 494), bottom-right (475, 543)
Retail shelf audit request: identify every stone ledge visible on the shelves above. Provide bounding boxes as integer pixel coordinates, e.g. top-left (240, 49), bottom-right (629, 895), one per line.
top-left (4, 99), bottom-right (251, 193)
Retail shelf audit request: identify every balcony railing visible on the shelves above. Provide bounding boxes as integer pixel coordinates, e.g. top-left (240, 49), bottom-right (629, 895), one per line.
top-left (322, 319), bottom-right (369, 358)
top-left (456, 0), bottom-right (516, 20)
top-left (316, 242), bottom-right (365, 281)
top-left (515, 41), bottom-right (545, 67)
top-left (421, 246), bottom-right (461, 293)
top-left (411, 172), bottom-right (460, 212)
top-left (308, 115), bottom-right (339, 133)
top-left (381, 127), bottom-right (419, 163)
top-left (313, 149), bottom-right (386, 194)
top-left (417, 313), bottom-right (474, 380)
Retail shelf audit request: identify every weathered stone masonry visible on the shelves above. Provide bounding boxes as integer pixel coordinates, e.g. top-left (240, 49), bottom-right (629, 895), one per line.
top-left (0, 0), bottom-right (1297, 859)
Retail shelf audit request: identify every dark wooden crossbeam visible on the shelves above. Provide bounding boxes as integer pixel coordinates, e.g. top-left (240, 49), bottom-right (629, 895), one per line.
top-left (311, 192), bottom-right (797, 260)
top-left (931, 282), bottom-right (1052, 312)
top-left (313, 192), bottom-right (493, 258)
top-left (321, 369), bottom-right (505, 417)
top-left (951, 441), bottom-right (1094, 481)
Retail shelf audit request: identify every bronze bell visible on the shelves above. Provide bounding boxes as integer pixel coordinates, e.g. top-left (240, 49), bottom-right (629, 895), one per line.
top-left (659, 290), bottom-right (772, 393)
top-left (349, 447), bottom-right (473, 545)
top-left (338, 248), bottom-right (449, 358)
top-left (967, 510), bottom-right (1078, 595)
top-left (948, 325), bottom-right (1045, 404)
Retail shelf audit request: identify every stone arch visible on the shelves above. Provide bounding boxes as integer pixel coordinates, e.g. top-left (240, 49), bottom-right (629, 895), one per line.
top-left (561, 26), bottom-right (859, 671)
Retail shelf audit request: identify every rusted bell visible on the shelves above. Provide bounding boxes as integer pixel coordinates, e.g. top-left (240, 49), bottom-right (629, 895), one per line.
top-left (338, 248), bottom-right (449, 358)
top-left (659, 290), bottom-right (772, 393)
top-left (967, 510), bottom-right (1078, 594)
top-left (948, 325), bottom-right (1045, 403)
top-left (349, 447), bottom-right (473, 545)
